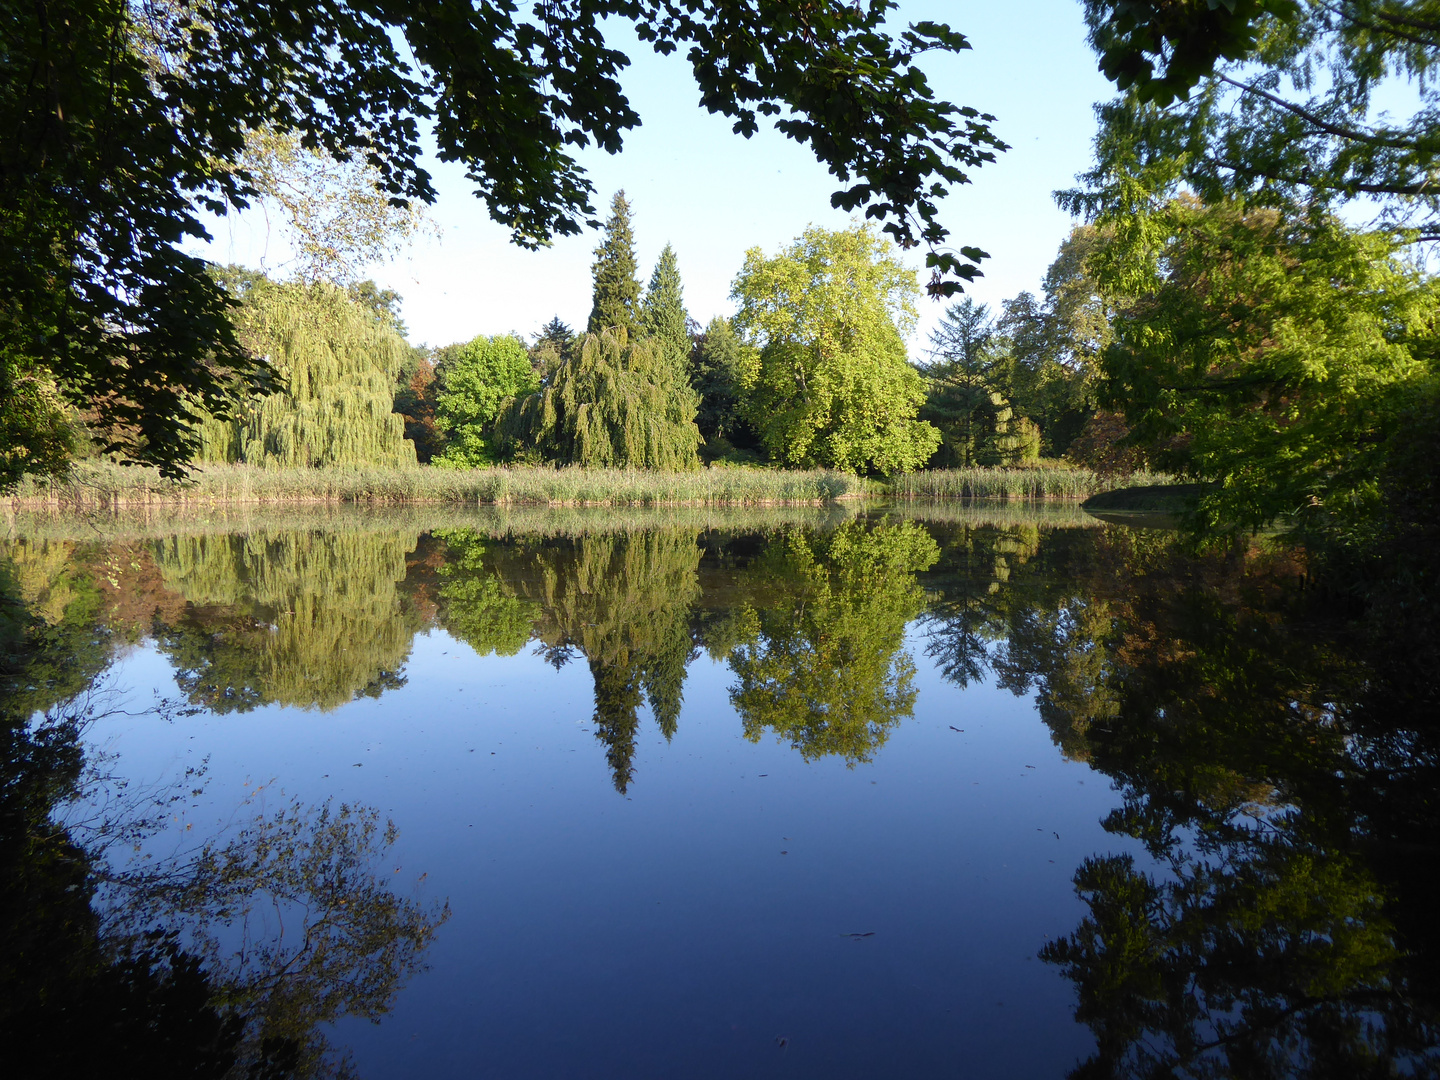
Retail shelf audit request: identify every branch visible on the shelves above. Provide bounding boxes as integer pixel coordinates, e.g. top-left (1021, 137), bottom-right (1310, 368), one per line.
top-left (1208, 154), bottom-right (1439, 197)
top-left (1317, 2), bottom-right (1440, 50)
top-left (1217, 74), bottom-right (1436, 153)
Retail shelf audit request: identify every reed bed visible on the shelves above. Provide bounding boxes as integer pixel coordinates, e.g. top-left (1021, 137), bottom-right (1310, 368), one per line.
top-left (5, 462), bottom-right (876, 510)
top-left (887, 466), bottom-right (1176, 501)
top-left (5, 461), bottom-right (1177, 514)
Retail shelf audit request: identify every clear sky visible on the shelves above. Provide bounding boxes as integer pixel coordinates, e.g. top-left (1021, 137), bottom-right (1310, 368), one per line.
top-left (198, 1), bottom-right (1115, 356)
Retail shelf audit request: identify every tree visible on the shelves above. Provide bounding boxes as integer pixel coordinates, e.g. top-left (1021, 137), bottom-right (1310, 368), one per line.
top-left (587, 192), bottom-right (643, 337)
top-left (237, 127), bottom-right (427, 285)
top-left (531, 317), bottom-right (577, 383)
top-left (1092, 200), bottom-right (1436, 537)
top-left (500, 329), bottom-right (701, 469)
top-left (995, 226), bottom-right (1115, 458)
top-left (691, 316), bottom-right (762, 460)
top-left (641, 243), bottom-right (691, 382)
top-left (196, 280), bottom-right (418, 469)
top-left (392, 350), bottom-right (442, 463)
top-left (433, 335), bottom-right (540, 467)
top-left (731, 225), bottom-right (940, 473)
top-left (2, 0), bottom-right (1004, 486)
top-left (1072, 1), bottom-right (1440, 239)
top-left (1, 0), bottom-right (272, 483)
top-left (919, 298), bottom-right (1024, 466)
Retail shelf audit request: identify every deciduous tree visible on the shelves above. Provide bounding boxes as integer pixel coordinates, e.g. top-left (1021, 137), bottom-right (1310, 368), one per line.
top-left (731, 225), bottom-right (939, 473)
top-left (433, 335), bottom-right (540, 467)
top-left (197, 281), bottom-right (417, 469)
top-left (500, 329), bottom-right (701, 469)
top-left (1095, 200), bottom-right (1437, 536)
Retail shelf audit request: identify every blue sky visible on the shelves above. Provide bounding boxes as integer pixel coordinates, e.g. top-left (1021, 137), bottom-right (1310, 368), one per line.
top-left (199, 2), bottom-right (1115, 356)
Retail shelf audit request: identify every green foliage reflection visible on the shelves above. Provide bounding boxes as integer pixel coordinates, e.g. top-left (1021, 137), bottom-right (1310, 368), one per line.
top-left (459, 528), bottom-right (702, 792)
top-left (150, 529), bottom-right (424, 712)
top-left (727, 521), bottom-right (939, 764)
top-left (0, 547), bottom-right (445, 1077)
top-left (920, 524), bottom-right (1440, 1075)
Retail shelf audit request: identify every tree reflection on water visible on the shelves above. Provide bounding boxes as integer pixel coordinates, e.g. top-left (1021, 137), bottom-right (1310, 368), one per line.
top-left (725, 520), bottom-right (939, 764)
top-left (4, 513), bottom-right (1439, 1074)
top-left (0, 544), bottom-right (448, 1078)
top-left (923, 525), bottom-right (1440, 1077)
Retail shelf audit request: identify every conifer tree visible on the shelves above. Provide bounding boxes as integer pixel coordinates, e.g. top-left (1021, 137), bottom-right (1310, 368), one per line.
top-left (198, 281), bottom-right (417, 468)
top-left (587, 192), bottom-right (641, 337)
top-left (530, 317), bottom-right (576, 383)
top-left (534, 317), bottom-right (575, 362)
top-left (500, 329), bottom-right (701, 470)
top-left (641, 244), bottom-right (690, 382)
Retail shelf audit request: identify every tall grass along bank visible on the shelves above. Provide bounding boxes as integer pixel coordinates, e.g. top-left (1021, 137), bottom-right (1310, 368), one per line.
top-left (6, 462), bottom-right (875, 510)
top-left (888, 466), bottom-right (1176, 501)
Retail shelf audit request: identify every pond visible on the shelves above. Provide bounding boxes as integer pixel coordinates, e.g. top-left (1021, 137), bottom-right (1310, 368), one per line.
top-left (2, 503), bottom-right (1437, 1078)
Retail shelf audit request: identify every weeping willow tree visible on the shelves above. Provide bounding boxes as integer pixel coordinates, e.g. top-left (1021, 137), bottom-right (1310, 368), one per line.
top-left (149, 528), bottom-right (423, 711)
top-left (473, 528), bottom-right (702, 792)
top-left (499, 329), bottom-right (700, 469)
top-left (197, 281), bottom-right (418, 468)
top-left (727, 520), bottom-right (939, 765)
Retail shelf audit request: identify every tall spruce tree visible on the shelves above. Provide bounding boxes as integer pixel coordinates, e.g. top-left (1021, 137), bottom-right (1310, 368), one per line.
top-left (587, 192), bottom-right (642, 337)
top-left (198, 281), bottom-right (417, 469)
top-left (641, 244), bottom-right (690, 382)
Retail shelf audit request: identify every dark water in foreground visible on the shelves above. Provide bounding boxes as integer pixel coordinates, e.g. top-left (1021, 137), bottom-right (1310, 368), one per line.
top-left (2, 504), bottom-right (1437, 1078)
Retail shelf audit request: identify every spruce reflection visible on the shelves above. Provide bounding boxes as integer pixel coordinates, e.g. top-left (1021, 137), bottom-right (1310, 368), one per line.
top-left (924, 527), bottom-right (1440, 1076)
top-left (149, 529), bottom-right (425, 711)
top-left (724, 521), bottom-right (939, 765)
top-left (0, 545), bottom-right (447, 1077)
top-left (441, 528), bottom-right (700, 792)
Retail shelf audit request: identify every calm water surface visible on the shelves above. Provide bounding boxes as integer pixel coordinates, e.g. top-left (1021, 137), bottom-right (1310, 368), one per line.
top-left (3, 504), bottom-right (1436, 1078)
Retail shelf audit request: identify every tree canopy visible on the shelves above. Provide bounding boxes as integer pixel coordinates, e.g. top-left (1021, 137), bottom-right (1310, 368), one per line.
top-left (433, 335), bottom-right (540, 467)
top-left (731, 225), bottom-right (939, 473)
top-left (1093, 199), bottom-right (1437, 537)
top-left (196, 281), bottom-right (417, 469)
top-left (1071, 1), bottom-right (1440, 238)
top-left (500, 329), bottom-right (701, 469)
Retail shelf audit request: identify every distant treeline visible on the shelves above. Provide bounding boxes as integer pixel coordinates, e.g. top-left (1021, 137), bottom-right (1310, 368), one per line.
top-left (131, 192), bottom-right (1136, 482)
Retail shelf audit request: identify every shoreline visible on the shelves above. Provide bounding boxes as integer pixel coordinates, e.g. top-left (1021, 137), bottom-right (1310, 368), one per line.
top-left (2, 462), bottom-right (1174, 511)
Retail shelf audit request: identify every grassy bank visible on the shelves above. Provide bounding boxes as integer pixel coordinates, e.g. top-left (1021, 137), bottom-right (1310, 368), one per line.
top-left (888, 466), bottom-right (1176, 501)
top-left (4, 461), bottom-right (1176, 511)
top-left (5, 462), bottom-right (876, 510)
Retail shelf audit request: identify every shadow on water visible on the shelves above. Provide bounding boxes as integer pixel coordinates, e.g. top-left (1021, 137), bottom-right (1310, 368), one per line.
top-left (3, 504), bottom-right (1439, 1075)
